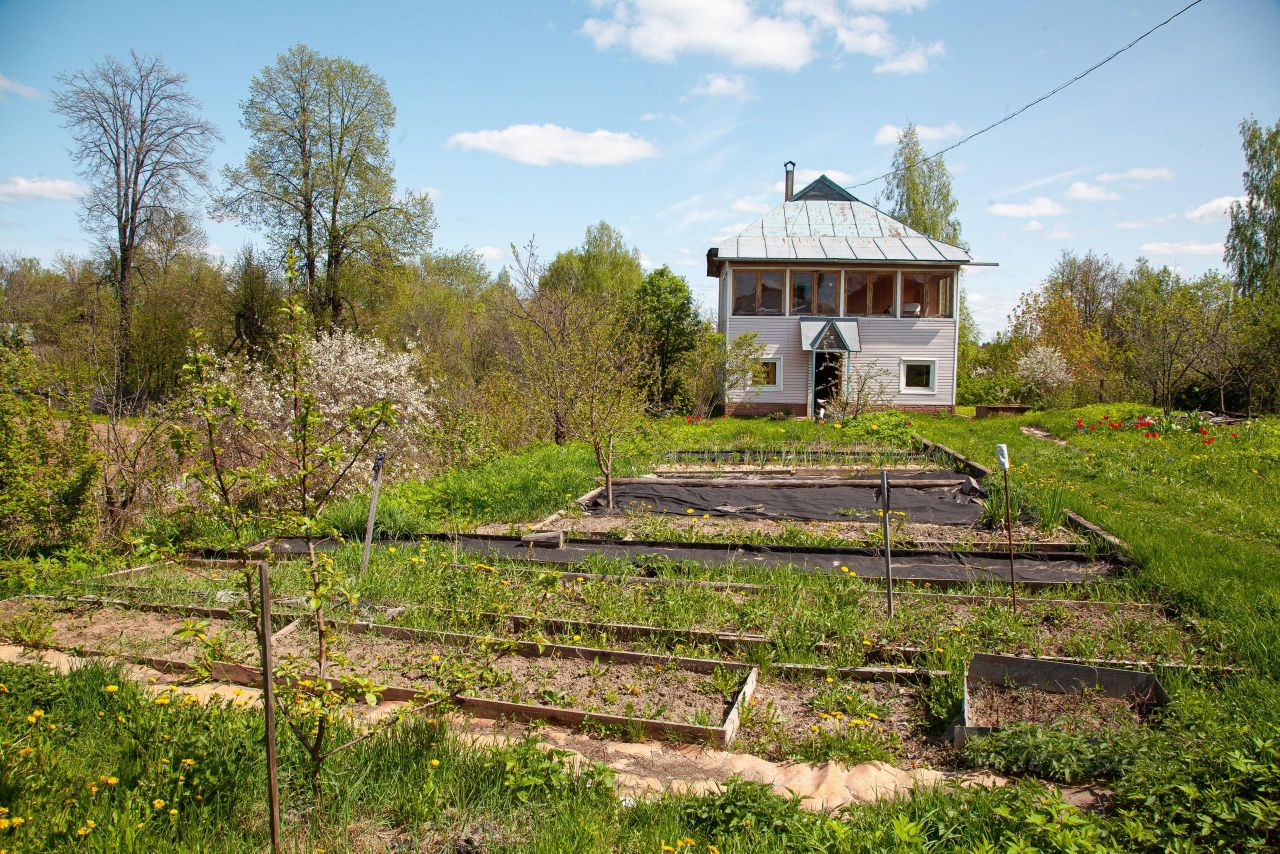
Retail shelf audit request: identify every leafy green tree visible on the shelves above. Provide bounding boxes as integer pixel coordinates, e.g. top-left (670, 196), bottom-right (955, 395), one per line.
top-left (877, 123), bottom-right (979, 366)
top-left (541, 221), bottom-right (643, 299)
top-left (878, 123), bottom-right (963, 246)
top-left (0, 346), bottom-right (99, 554)
top-left (1226, 116), bottom-right (1280, 298)
top-left (631, 265), bottom-right (699, 408)
top-left (216, 43), bottom-right (435, 328)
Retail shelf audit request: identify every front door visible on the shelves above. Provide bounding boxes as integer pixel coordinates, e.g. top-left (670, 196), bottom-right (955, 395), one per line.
top-left (813, 352), bottom-right (843, 417)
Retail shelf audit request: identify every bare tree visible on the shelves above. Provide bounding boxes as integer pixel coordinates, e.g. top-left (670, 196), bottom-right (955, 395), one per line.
top-left (53, 51), bottom-right (219, 398)
top-left (822, 357), bottom-right (894, 421)
top-left (508, 238), bottom-right (648, 506)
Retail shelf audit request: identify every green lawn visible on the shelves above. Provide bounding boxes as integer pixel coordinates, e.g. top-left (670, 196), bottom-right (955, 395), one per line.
top-left (6, 407), bottom-right (1280, 852)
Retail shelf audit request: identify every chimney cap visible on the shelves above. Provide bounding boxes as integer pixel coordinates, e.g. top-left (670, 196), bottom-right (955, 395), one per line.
top-left (784, 160), bottom-right (795, 170)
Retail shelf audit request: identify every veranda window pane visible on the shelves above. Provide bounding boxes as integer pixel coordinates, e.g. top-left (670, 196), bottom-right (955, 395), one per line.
top-left (760, 271), bottom-right (784, 315)
top-left (844, 272), bottom-right (868, 315)
top-left (816, 272), bottom-right (839, 315)
top-left (869, 272), bottom-right (896, 315)
top-left (790, 272), bottom-right (814, 315)
top-left (926, 272), bottom-right (954, 317)
top-left (757, 360), bottom-right (778, 385)
top-left (733, 271), bottom-right (759, 315)
top-left (902, 271), bottom-right (926, 317)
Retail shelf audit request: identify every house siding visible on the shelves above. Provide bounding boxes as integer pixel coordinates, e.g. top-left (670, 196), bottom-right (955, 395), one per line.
top-left (725, 314), bottom-right (956, 414)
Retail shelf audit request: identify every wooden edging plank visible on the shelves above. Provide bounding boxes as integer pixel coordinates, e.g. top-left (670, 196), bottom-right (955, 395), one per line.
top-left (421, 607), bottom-right (770, 651)
top-left (863, 645), bottom-right (1242, 675)
top-left (606, 476), bottom-right (973, 489)
top-left (721, 666), bottom-right (759, 746)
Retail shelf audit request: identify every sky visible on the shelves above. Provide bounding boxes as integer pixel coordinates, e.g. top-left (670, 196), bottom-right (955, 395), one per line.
top-left (1, 0), bottom-right (1278, 337)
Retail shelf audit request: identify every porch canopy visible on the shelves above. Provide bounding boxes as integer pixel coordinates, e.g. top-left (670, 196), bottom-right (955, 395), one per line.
top-left (799, 319), bottom-right (861, 352)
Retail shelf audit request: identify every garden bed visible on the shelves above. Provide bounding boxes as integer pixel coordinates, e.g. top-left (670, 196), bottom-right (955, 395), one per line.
top-left (0, 597), bottom-right (264, 665)
top-left (736, 673), bottom-right (952, 767)
top-left (952, 653), bottom-right (1168, 748)
top-left (587, 475), bottom-right (987, 525)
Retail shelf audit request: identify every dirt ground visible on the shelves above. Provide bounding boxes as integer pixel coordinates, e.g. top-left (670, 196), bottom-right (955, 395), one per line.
top-left (967, 683), bottom-right (1148, 731)
top-left (740, 675), bottom-right (956, 769)
top-left (273, 627), bottom-right (736, 726)
top-left (541, 513), bottom-right (1082, 550)
top-left (0, 599), bottom-right (259, 663)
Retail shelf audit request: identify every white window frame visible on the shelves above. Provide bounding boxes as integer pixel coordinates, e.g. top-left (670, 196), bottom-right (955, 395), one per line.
top-left (899, 358), bottom-right (937, 394)
top-left (754, 356), bottom-right (783, 391)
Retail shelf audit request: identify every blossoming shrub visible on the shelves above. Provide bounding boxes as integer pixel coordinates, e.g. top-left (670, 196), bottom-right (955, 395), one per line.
top-left (212, 329), bottom-right (438, 492)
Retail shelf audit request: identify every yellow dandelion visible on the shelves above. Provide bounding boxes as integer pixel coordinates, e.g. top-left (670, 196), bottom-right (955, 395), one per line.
top-left (103, 685), bottom-right (119, 694)
top-left (430, 758), bottom-right (440, 767)
top-left (154, 696), bottom-right (170, 706)
top-left (153, 799), bottom-right (166, 810)
top-left (387, 546), bottom-right (396, 553)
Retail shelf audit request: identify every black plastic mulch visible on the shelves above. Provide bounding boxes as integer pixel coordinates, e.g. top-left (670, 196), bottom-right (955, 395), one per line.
top-left (588, 473), bottom-right (985, 525)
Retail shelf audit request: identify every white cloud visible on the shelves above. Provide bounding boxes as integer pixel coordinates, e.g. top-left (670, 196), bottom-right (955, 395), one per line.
top-left (687, 72), bottom-right (754, 100)
top-left (990, 167), bottom-right (1088, 199)
top-left (1185, 195), bottom-right (1244, 223)
top-left (0, 73), bottom-right (40, 101)
top-left (585, 1), bottom-right (942, 73)
top-left (873, 122), bottom-right (963, 146)
top-left (874, 40), bottom-right (944, 74)
top-left (1140, 240), bottom-right (1224, 256)
top-left (731, 195), bottom-right (772, 214)
top-left (446, 124), bottom-right (658, 166)
top-left (1064, 181), bottom-right (1120, 202)
top-left (1046, 227), bottom-right (1072, 240)
top-left (421, 186), bottom-right (444, 200)
top-left (475, 245), bottom-right (506, 263)
top-left (1114, 214), bottom-right (1176, 230)
top-left (0, 176), bottom-right (85, 201)
top-left (987, 196), bottom-right (1067, 218)
top-left (1022, 220), bottom-right (1044, 232)
top-left (713, 220), bottom-right (751, 242)
top-left (1097, 167), bottom-right (1173, 183)
top-left (581, 0), bottom-right (814, 70)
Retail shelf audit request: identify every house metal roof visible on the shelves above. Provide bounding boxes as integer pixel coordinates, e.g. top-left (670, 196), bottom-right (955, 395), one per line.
top-left (711, 174), bottom-right (971, 268)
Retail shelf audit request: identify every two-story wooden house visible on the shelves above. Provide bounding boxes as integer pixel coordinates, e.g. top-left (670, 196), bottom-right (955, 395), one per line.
top-left (707, 162), bottom-right (978, 416)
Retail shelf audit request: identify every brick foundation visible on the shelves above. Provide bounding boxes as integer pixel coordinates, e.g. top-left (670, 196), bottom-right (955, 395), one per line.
top-left (726, 402), bottom-right (954, 417)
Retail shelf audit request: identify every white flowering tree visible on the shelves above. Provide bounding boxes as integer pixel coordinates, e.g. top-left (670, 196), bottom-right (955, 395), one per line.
top-left (174, 254), bottom-right (441, 823)
top-left (1016, 344), bottom-right (1073, 404)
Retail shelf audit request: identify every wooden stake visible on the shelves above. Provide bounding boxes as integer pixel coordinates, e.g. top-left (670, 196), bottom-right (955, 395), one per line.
top-left (880, 469), bottom-right (894, 619)
top-left (1003, 467), bottom-right (1017, 613)
top-left (358, 451), bottom-right (386, 577)
top-left (257, 561), bottom-right (281, 853)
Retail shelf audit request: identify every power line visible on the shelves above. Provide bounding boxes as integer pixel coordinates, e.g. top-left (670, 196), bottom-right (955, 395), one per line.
top-left (850, 0), bottom-right (1208, 191)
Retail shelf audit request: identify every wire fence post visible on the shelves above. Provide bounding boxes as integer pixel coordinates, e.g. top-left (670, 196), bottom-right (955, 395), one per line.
top-left (995, 443), bottom-right (1016, 612)
top-left (359, 451), bottom-right (386, 576)
top-left (880, 469), bottom-right (894, 619)
top-left (257, 560), bottom-right (281, 854)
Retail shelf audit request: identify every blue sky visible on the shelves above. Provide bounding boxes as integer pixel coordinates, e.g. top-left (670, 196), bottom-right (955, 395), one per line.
top-left (1, 0), bottom-right (1277, 336)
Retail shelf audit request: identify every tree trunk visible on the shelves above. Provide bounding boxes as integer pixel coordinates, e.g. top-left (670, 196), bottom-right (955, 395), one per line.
top-left (116, 247), bottom-right (133, 400)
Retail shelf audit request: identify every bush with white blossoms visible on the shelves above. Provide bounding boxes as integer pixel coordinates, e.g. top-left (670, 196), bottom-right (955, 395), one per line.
top-left (1016, 344), bottom-right (1073, 403)
top-left (214, 330), bottom-right (438, 493)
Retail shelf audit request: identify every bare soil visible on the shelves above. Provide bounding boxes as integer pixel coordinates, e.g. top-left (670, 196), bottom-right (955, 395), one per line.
top-left (542, 514), bottom-right (1082, 550)
top-left (273, 628), bottom-right (735, 726)
top-left (968, 683), bottom-right (1148, 732)
top-left (739, 675), bottom-right (956, 768)
top-left (0, 600), bottom-right (259, 663)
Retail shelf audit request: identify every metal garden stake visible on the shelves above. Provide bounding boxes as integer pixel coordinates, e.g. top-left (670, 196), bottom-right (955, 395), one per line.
top-left (359, 451), bottom-right (386, 576)
top-left (879, 469), bottom-right (894, 619)
top-left (995, 443), bottom-right (1016, 612)
top-left (256, 560), bottom-right (281, 854)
